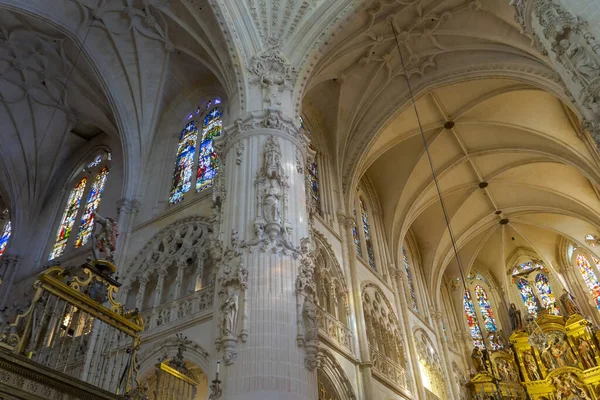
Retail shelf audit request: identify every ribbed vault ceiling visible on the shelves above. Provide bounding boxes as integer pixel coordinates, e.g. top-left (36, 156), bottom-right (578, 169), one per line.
top-left (363, 78), bottom-right (600, 293)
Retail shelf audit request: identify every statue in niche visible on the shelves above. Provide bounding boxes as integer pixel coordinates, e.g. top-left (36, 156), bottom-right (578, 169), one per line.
top-left (524, 350), bottom-right (541, 381)
top-left (560, 289), bottom-right (582, 317)
top-left (509, 303), bottom-right (523, 331)
top-left (541, 343), bottom-right (555, 370)
top-left (263, 179), bottom-right (281, 225)
top-left (92, 211), bottom-right (118, 262)
top-left (578, 337), bottom-right (596, 369)
top-left (220, 287), bottom-right (239, 336)
top-left (303, 295), bottom-right (318, 342)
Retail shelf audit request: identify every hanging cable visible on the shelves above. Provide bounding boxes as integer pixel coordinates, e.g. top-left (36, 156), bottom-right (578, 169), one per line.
top-left (389, 22), bottom-right (490, 348)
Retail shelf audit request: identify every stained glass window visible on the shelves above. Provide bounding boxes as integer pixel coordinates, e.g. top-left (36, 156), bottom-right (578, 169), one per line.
top-left (196, 107), bottom-right (222, 192)
top-left (307, 157), bottom-right (321, 213)
top-left (0, 221), bottom-right (11, 258)
top-left (352, 209), bottom-right (362, 257)
top-left (463, 290), bottom-right (485, 349)
top-left (517, 278), bottom-right (539, 317)
top-left (474, 285), bottom-right (498, 336)
top-left (403, 246), bottom-right (418, 312)
top-left (359, 197), bottom-right (376, 270)
top-left (576, 254), bottom-right (600, 310)
top-left (535, 273), bottom-right (560, 315)
top-left (75, 167), bottom-right (109, 248)
top-left (169, 121), bottom-right (198, 204)
top-left (50, 177), bottom-right (87, 259)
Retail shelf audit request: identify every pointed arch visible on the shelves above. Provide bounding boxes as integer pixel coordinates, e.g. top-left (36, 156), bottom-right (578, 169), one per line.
top-left (317, 348), bottom-right (356, 400)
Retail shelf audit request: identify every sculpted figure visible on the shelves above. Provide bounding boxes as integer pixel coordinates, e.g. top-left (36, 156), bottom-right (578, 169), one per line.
top-left (471, 347), bottom-right (484, 372)
top-left (560, 289), bottom-right (582, 317)
top-left (524, 350), bottom-right (540, 381)
top-left (551, 338), bottom-right (567, 367)
top-left (221, 287), bottom-right (239, 336)
top-left (303, 295), bottom-right (318, 342)
top-left (560, 39), bottom-right (600, 83)
top-left (92, 211), bottom-right (118, 262)
top-left (263, 180), bottom-right (281, 224)
top-left (509, 303), bottom-right (522, 331)
top-left (579, 337), bottom-right (596, 369)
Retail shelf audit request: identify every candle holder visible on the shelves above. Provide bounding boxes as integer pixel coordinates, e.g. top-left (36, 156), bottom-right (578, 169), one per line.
top-left (208, 361), bottom-right (222, 400)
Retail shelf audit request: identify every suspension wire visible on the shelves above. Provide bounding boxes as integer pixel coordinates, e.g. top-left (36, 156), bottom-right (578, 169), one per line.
top-left (8, 20), bottom-right (94, 209)
top-left (389, 22), bottom-right (490, 349)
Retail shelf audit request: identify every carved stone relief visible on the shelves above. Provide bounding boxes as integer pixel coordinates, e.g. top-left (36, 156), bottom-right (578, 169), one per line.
top-left (295, 237), bottom-right (319, 370)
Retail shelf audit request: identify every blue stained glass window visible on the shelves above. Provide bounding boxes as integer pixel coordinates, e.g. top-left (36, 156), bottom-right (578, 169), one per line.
top-left (170, 121), bottom-right (198, 204)
top-left (196, 107), bottom-right (222, 192)
top-left (403, 246), bottom-right (418, 312)
top-left (75, 166), bottom-right (109, 248)
top-left (517, 278), bottom-right (539, 317)
top-left (50, 177), bottom-right (88, 259)
top-left (359, 197), bottom-right (376, 270)
top-left (463, 290), bottom-right (485, 349)
top-left (353, 209), bottom-right (362, 257)
top-left (535, 273), bottom-right (560, 315)
top-left (0, 221), bottom-right (11, 258)
top-left (577, 254), bottom-right (600, 310)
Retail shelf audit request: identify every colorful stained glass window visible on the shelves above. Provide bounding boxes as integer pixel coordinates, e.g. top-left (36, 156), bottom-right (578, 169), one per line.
top-left (463, 290), bottom-right (485, 349)
top-left (474, 285), bottom-right (498, 335)
top-left (403, 246), bottom-right (418, 312)
top-left (517, 278), bottom-right (539, 317)
top-left (353, 209), bottom-right (362, 257)
top-left (0, 221), bottom-right (11, 258)
top-left (75, 167), bottom-right (109, 248)
top-left (196, 107), bottom-right (222, 192)
top-left (50, 177), bottom-right (87, 259)
top-left (534, 273), bottom-right (560, 315)
top-left (576, 254), bottom-right (600, 310)
top-left (359, 197), bottom-right (376, 270)
top-left (307, 158), bottom-right (321, 213)
top-left (169, 121), bottom-right (198, 204)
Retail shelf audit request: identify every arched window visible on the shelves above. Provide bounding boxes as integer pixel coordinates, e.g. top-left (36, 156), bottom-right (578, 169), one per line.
top-left (576, 254), bottom-right (600, 310)
top-left (169, 121), bottom-right (198, 204)
top-left (169, 99), bottom-right (222, 204)
top-left (307, 156), bottom-right (321, 214)
top-left (534, 273), bottom-right (559, 315)
top-left (49, 177), bottom-right (87, 259)
top-left (352, 209), bottom-right (362, 257)
top-left (196, 107), bottom-right (222, 192)
top-left (474, 285), bottom-right (497, 334)
top-left (0, 221), bottom-right (11, 258)
top-left (75, 166), bottom-right (109, 248)
top-left (402, 246), bottom-right (418, 312)
top-left (463, 289), bottom-right (484, 349)
top-left (359, 197), bottom-right (376, 270)
top-left (516, 278), bottom-right (539, 317)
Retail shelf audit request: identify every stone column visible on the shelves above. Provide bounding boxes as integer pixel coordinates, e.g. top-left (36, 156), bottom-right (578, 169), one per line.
top-left (513, 0), bottom-right (600, 144)
top-left (337, 213), bottom-right (374, 399)
top-left (135, 273), bottom-right (149, 311)
top-left (174, 260), bottom-right (186, 299)
top-left (0, 254), bottom-right (20, 307)
top-left (431, 309), bottom-right (459, 400)
top-left (390, 266), bottom-right (426, 400)
top-left (154, 267), bottom-right (168, 308)
top-left (115, 198), bottom-right (141, 267)
top-left (191, 256), bottom-right (204, 293)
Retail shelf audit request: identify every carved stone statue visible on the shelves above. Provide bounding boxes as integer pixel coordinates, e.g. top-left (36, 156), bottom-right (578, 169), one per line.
top-left (303, 295), bottom-right (318, 342)
top-left (560, 39), bottom-right (600, 84)
top-left (509, 303), bottom-right (522, 331)
top-left (221, 287), bottom-right (239, 336)
top-left (579, 337), bottom-right (596, 369)
top-left (524, 350), bottom-right (540, 381)
top-left (560, 289), bottom-right (582, 316)
top-left (92, 211), bottom-right (118, 262)
top-left (263, 180), bottom-right (281, 224)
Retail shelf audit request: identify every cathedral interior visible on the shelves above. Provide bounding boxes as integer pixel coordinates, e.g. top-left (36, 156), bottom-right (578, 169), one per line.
top-left (0, 0), bottom-right (599, 399)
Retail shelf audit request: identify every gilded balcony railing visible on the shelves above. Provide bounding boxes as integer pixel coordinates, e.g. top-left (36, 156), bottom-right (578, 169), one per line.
top-left (316, 305), bottom-right (354, 355)
top-left (0, 261), bottom-right (143, 396)
top-left (369, 345), bottom-right (410, 393)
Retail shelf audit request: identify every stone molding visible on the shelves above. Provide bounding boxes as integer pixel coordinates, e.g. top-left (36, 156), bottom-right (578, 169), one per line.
top-left (317, 347), bottom-right (357, 400)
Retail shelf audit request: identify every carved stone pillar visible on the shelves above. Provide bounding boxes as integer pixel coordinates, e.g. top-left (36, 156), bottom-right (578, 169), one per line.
top-left (337, 212), bottom-right (374, 399)
top-left (390, 266), bottom-right (425, 400)
top-left (115, 198), bottom-right (141, 267)
top-left (0, 254), bottom-right (20, 308)
top-left (513, 0), bottom-right (600, 146)
top-left (135, 274), bottom-right (149, 311)
top-left (191, 255), bottom-right (204, 293)
top-left (154, 267), bottom-right (168, 308)
top-left (174, 260), bottom-right (186, 299)
top-left (431, 309), bottom-right (459, 400)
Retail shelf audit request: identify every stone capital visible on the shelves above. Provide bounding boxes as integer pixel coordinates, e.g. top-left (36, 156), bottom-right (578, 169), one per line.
top-left (117, 197), bottom-right (141, 216)
top-left (336, 212), bottom-right (355, 230)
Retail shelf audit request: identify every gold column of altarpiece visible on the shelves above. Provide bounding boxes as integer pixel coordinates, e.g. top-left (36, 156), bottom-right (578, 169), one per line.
top-left (468, 314), bottom-right (600, 399)
top-left (0, 260), bottom-right (144, 396)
